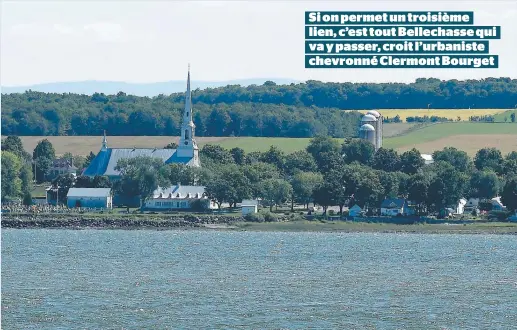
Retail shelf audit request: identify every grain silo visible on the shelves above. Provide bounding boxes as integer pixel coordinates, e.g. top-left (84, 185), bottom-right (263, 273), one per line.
top-left (366, 110), bottom-right (383, 149)
top-left (359, 123), bottom-right (376, 147)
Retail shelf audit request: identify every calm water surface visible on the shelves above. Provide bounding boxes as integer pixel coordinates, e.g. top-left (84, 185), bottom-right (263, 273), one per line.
top-left (2, 229), bottom-right (517, 329)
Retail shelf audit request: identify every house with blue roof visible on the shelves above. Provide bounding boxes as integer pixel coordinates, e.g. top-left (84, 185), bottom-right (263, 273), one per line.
top-left (82, 67), bottom-right (201, 179)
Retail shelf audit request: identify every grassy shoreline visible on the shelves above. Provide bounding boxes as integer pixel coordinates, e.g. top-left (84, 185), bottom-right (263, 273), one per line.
top-left (232, 220), bottom-right (517, 234)
top-left (2, 214), bottom-right (517, 234)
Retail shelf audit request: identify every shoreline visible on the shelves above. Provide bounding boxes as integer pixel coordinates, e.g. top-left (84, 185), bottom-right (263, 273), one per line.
top-left (2, 213), bottom-right (517, 234)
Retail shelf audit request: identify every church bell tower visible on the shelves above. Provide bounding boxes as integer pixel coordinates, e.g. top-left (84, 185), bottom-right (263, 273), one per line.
top-left (177, 65), bottom-right (200, 166)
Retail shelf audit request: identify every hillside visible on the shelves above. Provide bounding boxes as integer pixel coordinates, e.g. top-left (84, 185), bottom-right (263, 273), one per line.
top-left (2, 78), bottom-right (517, 138)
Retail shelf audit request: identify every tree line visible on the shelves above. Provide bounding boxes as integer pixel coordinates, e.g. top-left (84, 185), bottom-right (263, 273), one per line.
top-left (3, 77), bottom-right (517, 137)
top-left (4, 134), bottom-right (516, 217)
top-left (1, 91), bottom-right (360, 138)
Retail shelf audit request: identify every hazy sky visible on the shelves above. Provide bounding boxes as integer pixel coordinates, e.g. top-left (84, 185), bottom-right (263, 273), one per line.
top-left (2, 0), bottom-right (516, 86)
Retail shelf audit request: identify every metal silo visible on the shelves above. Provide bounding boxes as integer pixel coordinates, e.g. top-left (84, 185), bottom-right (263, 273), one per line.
top-left (359, 124), bottom-right (376, 147)
top-left (366, 110), bottom-right (382, 149)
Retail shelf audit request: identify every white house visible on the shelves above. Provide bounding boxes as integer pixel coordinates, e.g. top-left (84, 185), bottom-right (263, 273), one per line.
top-left (349, 204), bottom-right (362, 217)
top-left (241, 199), bottom-right (258, 215)
top-left (67, 188), bottom-right (113, 209)
top-left (464, 198), bottom-right (480, 212)
top-left (453, 198), bottom-right (468, 215)
top-left (464, 197), bottom-right (506, 212)
top-left (381, 198), bottom-right (415, 216)
top-left (143, 185), bottom-right (218, 210)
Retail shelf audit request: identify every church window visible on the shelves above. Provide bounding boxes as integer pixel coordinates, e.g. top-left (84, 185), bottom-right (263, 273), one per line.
top-left (185, 129), bottom-right (189, 140)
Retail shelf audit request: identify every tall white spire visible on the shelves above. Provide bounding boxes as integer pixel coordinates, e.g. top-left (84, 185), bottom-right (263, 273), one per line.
top-left (101, 130), bottom-right (108, 150)
top-left (178, 65), bottom-right (199, 162)
top-left (184, 63), bottom-right (193, 124)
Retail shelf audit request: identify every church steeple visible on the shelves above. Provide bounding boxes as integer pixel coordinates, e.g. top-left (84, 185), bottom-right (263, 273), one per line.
top-left (178, 65), bottom-right (199, 160)
top-left (101, 130), bottom-right (108, 151)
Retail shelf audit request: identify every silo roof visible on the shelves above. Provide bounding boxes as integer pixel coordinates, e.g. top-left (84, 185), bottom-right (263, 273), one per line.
top-left (361, 114), bottom-right (377, 122)
top-left (367, 110), bottom-right (381, 118)
top-left (360, 124), bottom-right (375, 131)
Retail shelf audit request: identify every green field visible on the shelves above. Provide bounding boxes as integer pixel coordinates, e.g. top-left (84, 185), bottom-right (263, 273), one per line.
top-left (4, 122), bottom-right (517, 157)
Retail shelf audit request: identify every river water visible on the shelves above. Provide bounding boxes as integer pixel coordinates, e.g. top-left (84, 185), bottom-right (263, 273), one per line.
top-left (2, 229), bottom-right (517, 329)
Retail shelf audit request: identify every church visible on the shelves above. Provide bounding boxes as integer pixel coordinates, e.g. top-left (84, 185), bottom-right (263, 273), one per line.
top-left (83, 67), bottom-right (201, 179)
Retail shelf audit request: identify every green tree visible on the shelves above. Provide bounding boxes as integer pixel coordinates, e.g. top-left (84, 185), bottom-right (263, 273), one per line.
top-left (511, 113), bottom-right (516, 123)
top-left (342, 138), bottom-right (375, 165)
top-left (259, 146), bottom-right (285, 171)
top-left (169, 163), bottom-right (197, 185)
top-left (372, 148), bottom-right (401, 172)
top-left (474, 147), bottom-right (503, 173)
top-left (259, 178), bottom-right (292, 211)
top-left (49, 174), bottom-right (76, 204)
top-left (20, 163), bottom-right (33, 194)
top-left (1, 151), bottom-right (23, 201)
top-left (33, 139), bottom-right (56, 160)
top-left (114, 156), bottom-right (171, 208)
top-left (83, 151), bottom-right (96, 169)
top-left (33, 156), bottom-right (53, 184)
top-left (1, 136), bottom-right (31, 161)
top-left (291, 171), bottom-right (324, 209)
top-left (32, 139), bottom-right (56, 182)
top-left (230, 147), bottom-right (246, 165)
top-left (501, 177), bottom-right (517, 212)
top-left (164, 142), bottom-right (178, 149)
top-left (427, 161), bottom-right (469, 212)
top-left (306, 136), bottom-right (340, 165)
top-left (469, 170), bottom-right (500, 199)
top-left (92, 175), bottom-right (112, 188)
top-left (377, 170), bottom-right (401, 198)
top-left (205, 165), bottom-right (252, 208)
top-left (312, 181), bottom-right (337, 215)
top-left (243, 162), bottom-right (280, 197)
top-left (400, 148), bottom-right (425, 174)
top-left (407, 173), bottom-right (430, 215)
top-left (283, 150), bottom-right (317, 176)
top-left (432, 147), bottom-right (472, 173)
top-left (200, 144), bottom-right (234, 164)
top-left (502, 159), bottom-right (517, 177)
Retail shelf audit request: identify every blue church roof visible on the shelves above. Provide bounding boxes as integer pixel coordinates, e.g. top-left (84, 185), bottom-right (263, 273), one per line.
top-left (82, 148), bottom-right (194, 177)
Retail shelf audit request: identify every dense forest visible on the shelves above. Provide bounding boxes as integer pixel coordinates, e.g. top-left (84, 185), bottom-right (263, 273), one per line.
top-left (2, 78), bottom-right (516, 137)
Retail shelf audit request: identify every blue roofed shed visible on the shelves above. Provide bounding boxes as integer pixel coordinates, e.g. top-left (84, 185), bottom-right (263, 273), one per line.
top-left (67, 188), bottom-right (113, 209)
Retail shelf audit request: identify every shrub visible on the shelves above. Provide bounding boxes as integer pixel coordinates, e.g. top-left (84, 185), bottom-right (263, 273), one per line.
top-left (262, 211), bottom-right (279, 222)
top-left (488, 210), bottom-right (511, 221)
top-left (244, 213), bottom-right (265, 222)
top-left (22, 192), bottom-right (33, 206)
top-left (328, 210), bottom-right (335, 216)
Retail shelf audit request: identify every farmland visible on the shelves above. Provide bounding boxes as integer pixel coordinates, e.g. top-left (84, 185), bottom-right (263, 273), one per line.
top-left (3, 122), bottom-right (517, 157)
top-left (349, 109), bottom-right (508, 121)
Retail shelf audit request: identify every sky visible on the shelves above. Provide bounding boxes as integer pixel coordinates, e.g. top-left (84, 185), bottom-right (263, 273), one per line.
top-left (1, 0), bottom-right (516, 86)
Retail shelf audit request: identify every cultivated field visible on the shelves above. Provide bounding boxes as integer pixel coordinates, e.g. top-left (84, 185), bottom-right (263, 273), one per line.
top-left (4, 122), bottom-right (517, 157)
top-left (350, 109), bottom-right (508, 121)
top-left (384, 122), bottom-right (517, 156)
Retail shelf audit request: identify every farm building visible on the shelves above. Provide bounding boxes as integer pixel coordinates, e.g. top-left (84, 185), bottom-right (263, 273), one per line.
top-left (241, 200), bottom-right (259, 215)
top-left (143, 185), bottom-right (218, 211)
top-left (67, 188), bottom-right (113, 209)
top-left (380, 198), bottom-right (415, 216)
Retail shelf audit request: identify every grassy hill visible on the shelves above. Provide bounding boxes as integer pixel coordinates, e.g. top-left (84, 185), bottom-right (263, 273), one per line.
top-left (4, 122), bottom-right (517, 157)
